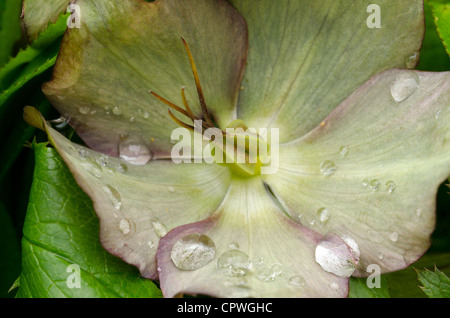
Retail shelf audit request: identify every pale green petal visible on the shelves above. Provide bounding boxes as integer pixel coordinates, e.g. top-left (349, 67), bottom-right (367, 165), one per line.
top-left (228, 0), bottom-right (424, 142)
top-left (25, 107), bottom-right (231, 279)
top-left (263, 69), bottom-right (450, 276)
top-left (21, 0), bottom-right (68, 41)
top-left (43, 0), bottom-right (247, 157)
top-left (157, 177), bottom-right (349, 298)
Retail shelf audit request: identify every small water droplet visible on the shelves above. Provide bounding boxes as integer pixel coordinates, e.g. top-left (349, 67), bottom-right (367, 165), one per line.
top-left (228, 242), bottom-right (239, 250)
top-left (112, 106), bottom-right (122, 116)
top-left (330, 282), bottom-right (339, 290)
top-left (320, 160), bottom-right (336, 176)
top-left (103, 185), bottom-right (122, 210)
top-left (152, 221), bottom-right (168, 238)
top-left (78, 106), bottom-right (91, 114)
top-left (254, 262), bottom-right (283, 282)
top-left (81, 158), bottom-right (103, 178)
top-left (119, 219), bottom-right (131, 235)
top-left (369, 179), bottom-right (380, 192)
top-left (405, 52), bottom-right (420, 69)
top-left (339, 146), bottom-right (349, 157)
top-left (288, 275), bottom-right (306, 287)
top-left (217, 249), bottom-right (251, 277)
top-left (416, 208), bottom-right (422, 217)
top-left (78, 148), bottom-right (88, 158)
top-left (390, 71), bottom-right (420, 103)
top-left (389, 232), bottom-right (399, 242)
top-left (170, 233), bottom-right (216, 271)
top-left (119, 136), bottom-right (153, 165)
top-left (167, 186), bottom-right (175, 193)
top-left (385, 180), bottom-right (396, 194)
top-left (117, 163), bottom-right (128, 174)
top-left (435, 109), bottom-right (442, 119)
top-left (317, 207), bottom-right (331, 224)
top-left (147, 240), bottom-right (155, 249)
top-left (362, 179), bottom-right (369, 187)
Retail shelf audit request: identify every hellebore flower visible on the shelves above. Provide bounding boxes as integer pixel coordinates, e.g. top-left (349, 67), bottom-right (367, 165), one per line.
top-left (24, 0), bottom-right (450, 297)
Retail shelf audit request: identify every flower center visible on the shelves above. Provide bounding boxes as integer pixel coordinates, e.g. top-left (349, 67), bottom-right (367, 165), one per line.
top-left (150, 37), bottom-right (270, 177)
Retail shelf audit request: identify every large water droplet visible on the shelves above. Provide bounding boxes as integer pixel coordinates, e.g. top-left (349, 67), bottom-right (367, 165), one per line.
top-left (104, 185), bottom-right (122, 210)
top-left (317, 207), bottom-right (331, 224)
top-left (320, 160), bottom-right (336, 176)
top-left (315, 234), bottom-right (359, 278)
top-left (390, 71), bottom-right (420, 103)
top-left (119, 136), bottom-right (153, 165)
top-left (170, 233), bottom-right (216, 271)
top-left (217, 249), bottom-right (251, 277)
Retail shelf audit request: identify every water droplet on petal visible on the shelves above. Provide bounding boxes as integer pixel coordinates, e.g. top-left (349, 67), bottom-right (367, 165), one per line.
top-left (147, 240), bottom-right (155, 249)
top-left (171, 233), bottom-right (216, 271)
top-left (390, 71), bottom-right (420, 103)
top-left (405, 52), bottom-right (420, 69)
top-left (389, 232), bottom-right (399, 242)
top-left (317, 207), bottom-right (331, 224)
top-left (119, 136), bottom-right (153, 165)
top-left (112, 106), bottom-right (122, 116)
top-left (315, 234), bottom-right (358, 278)
top-left (78, 106), bottom-right (91, 114)
top-left (339, 146), bottom-right (349, 157)
top-left (435, 109), bottom-right (442, 119)
top-left (217, 249), bottom-right (251, 277)
top-left (152, 221), bottom-right (168, 238)
top-left (416, 208), bottom-right (422, 217)
top-left (254, 261), bottom-right (283, 282)
top-left (117, 163), bottom-right (128, 174)
top-left (167, 186), bottom-right (175, 193)
top-left (228, 242), bottom-right (240, 250)
top-left (81, 158), bottom-right (103, 178)
top-left (362, 179), bottom-right (369, 187)
top-left (385, 180), bottom-right (396, 194)
top-left (320, 160), bottom-right (336, 176)
top-left (369, 179), bottom-right (380, 191)
top-left (103, 185), bottom-right (122, 210)
top-left (288, 275), bottom-right (306, 287)
top-left (330, 282), bottom-right (339, 290)
top-left (119, 218), bottom-right (131, 235)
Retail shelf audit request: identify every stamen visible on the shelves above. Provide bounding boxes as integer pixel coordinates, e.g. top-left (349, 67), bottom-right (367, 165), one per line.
top-left (180, 86), bottom-right (196, 122)
top-left (167, 110), bottom-right (194, 131)
top-left (180, 36), bottom-right (214, 127)
top-left (149, 90), bottom-right (192, 120)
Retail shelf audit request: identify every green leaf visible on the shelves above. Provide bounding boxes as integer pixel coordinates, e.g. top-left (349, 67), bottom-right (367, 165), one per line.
top-left (348, 276), bottom-right (390, 298)
top-left (385, 253), bottom-right (450, 297)
top-left (0, 0), bottom-right (22, 67)
top-left (16, 142), bottom-right (162, 298)
top-left (21, 0), bottom-right (69, 42)
top-left (417, 267), bottom-right (450, 298)
top-left (428, 0), bottom-right (450, 56)
top-left (417, 1), bottom-right (450, 71)
top-left (0, 11), bottom-right (69, 92)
